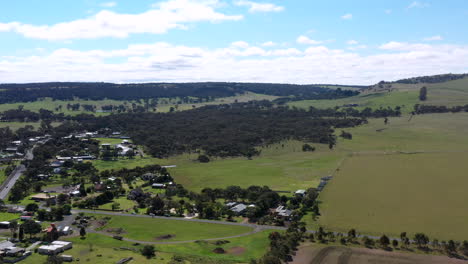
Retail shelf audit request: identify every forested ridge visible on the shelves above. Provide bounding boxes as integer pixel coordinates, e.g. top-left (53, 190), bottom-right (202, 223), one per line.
top-left (0, 82), bottom-right (360, 103)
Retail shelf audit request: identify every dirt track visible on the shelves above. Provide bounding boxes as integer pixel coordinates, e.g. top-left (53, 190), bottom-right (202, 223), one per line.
top-left (291, 244), bottom-right (468, 264)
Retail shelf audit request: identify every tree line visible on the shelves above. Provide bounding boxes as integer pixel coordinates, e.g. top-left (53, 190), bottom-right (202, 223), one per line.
top-left (0, 82), bottom-right (360, 104)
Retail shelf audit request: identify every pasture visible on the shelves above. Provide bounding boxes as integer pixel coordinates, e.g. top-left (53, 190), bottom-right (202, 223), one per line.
top-left (318, 152), bottom-right (468, 241)
top-left (92, 214), bottom-right (254, 242)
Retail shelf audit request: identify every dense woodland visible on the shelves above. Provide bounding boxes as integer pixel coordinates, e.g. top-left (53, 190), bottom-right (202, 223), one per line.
top-left (0, 82), bottom-right (359, 104)
top-left (51, 101), bottom-right (380, 158)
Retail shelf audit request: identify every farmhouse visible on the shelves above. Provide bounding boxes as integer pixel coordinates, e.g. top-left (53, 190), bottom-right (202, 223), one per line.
top-left (152, 183), bottom-right (166, 189)
top-left (230, 203), bottom-right (247, 215)
top-left (272, 205), bottom-right (293, 219)
top-left (38, 241), bottom-right (73, 255)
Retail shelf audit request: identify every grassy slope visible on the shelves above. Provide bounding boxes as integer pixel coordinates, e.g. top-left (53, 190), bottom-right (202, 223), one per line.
top-left (92, 141), bottom-right (343, 192)
top-left (93, 214), bottom-right (253, 242)
top-left (288, 76), bottom-right (468, 113)
top-left (0, 121), bottom-right (61, 131)
top-left (317, 113), bottom-right (468, 241)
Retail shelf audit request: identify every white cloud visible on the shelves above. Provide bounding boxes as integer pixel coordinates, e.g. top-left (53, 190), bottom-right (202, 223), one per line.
top-left (407, 1), bottom-right (429, 9)
top-left (0, 0), bottom-right (243, 40)
top-left (347, 45), bottom-right (367, 51)
top-left (296, 35), bottom-right (322, 45)
top-left (2, 41), bottom-right (467, 85)
top-left (384, 9), bottom-right (392, 14)
top-left (261, 41), bottom-right (276, 47)
top-left (234, 0), bottom-right (284, 13)
top-left (100, 2), bottom-right (117, 7)
top-left (231, 41), bottom-right (250, 48)
top-left (347, 40), bottom-right (359, 45)
top-left (424, 35), bottom-right (443, 41)
top-left (341, 13), bottom-right (353, 20)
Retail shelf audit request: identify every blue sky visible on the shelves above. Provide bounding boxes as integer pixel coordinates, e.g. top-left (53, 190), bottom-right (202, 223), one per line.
top-left (0, 0), bottom-right (467, 84)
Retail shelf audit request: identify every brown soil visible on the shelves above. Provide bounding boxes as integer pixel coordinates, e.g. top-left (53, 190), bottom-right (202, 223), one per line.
top-left (227, 247), bottom-right (246, 256)
top-left (155, 234), bottom-right (175, 240)
top-left (290, 244), bottom-right (468, 264)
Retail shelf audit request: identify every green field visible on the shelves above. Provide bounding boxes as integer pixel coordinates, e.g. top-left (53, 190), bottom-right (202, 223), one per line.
top-left (95, 137), bottom-right (132, 145)
top-left (0, 212), bottom-right (20, 221)
top-left (0, 121), bottom-right (61, 131)
top-left (92, 214), bottom-right (253, 242)
top-left (318, 152), bottom-right (468, 241)
top-left (98, 197), bottom-right (137, 211)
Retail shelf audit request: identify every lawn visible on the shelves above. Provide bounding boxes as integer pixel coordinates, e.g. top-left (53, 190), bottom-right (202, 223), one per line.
top-left (0, 169), bottom-right (6, 185)
top-left (91, 156), bottom-right (165, 171)
top-left (91, 214), bottom-right (253, 242)
top-left (317, 152), bottom-right (468, 241)
top-left (94, 137), bottom-right (133, 145)
top-left (98, 197), bottom-right (136, 211)
top-left (0, 212), bottom-right (20, 221)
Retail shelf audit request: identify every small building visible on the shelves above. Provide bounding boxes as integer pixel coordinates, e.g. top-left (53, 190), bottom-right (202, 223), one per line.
top-left (0, 241), bottom-right (15, 251)
top-left (295, 189), bottom-right (306, 196)
top-left (20, 216), bottom-right (33, 222)
top-left (30, 193), bottom-right (56, 202)
top-left (61, 226), bottom-right (72, 235)
top-left (50, 161), bottom-right (64, 168)
top-left (151, 183), bottom-right (166, 189)
top-left (60, 254), bottom-right (74, 262)
top-left (121, 140), bottom-right (130, 144)
top-left (4, 246), bottom-right (25, 257)
top-left (230, 203), bottom-right (247, 215)
top-left (38, 241), bottom-right (72, 255)
top-left (0, 222), bottom-right (10, 229)
top-left (272, 206), bottom-right (293, 219)
top-left (69, 190), bottom-right (81, 197)
top-left (225, 202), bottom-right (237, 208)
top-left (36, 174), bottom-right (50, 180)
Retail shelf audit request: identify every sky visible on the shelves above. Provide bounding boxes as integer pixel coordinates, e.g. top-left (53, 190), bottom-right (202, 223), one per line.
top-left (0, 0), bottom-right (467, 84)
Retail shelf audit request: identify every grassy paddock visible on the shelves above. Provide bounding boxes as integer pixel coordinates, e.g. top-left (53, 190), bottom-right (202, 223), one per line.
top-left (318, 152), bottom-right (468, 241)
top-left (92, 214), bottom-right (253, 242)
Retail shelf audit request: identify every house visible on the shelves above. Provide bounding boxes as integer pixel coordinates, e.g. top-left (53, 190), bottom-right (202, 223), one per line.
top-left (53, 168), bottom-right (62, 174)
top-left (36, 174), bottom-right (50, 180)
top-left (0, 241), bottom-right (15, 251)
top-left (141, 173), bottom-right (156, 181)
top-left (0, 222), bottom-right (10, 229)
top-left (69, 190), bottom-right (81, 197)
top-left (30, 193), bottom-right (56, 202)
top-left (20, 216), bottom-right (33, 221)
top-left (61, 226), bottom-right (72, 236)
top-left (50, 161), bottom-right (64, 168)
top-left (5, 147), bottom-right (18, 153)
top-left (94, 183), bottom-right (106, 192)
top-left (11, 140), bottom-right (22, 146)
top-left (152, 183), bottom-right (166, 189)
top-left (38, 241), bottom-right (73, 255)
top-left (295, 189), bottom-right (306, 196)
top-left (230, 203), bottom-right (247, 215)
top-left (101, 143), bottom-right (112, 150)
top-left (273, 206), bottom-right (293, 218)
top-left (4, 246), bottom-right (25, 257)
top-left (225, 202), bottom-right (237, 208)
top-left (56, 156), bottom-right (72, 161)
top-left (121, 140), bottom-right (130, 144)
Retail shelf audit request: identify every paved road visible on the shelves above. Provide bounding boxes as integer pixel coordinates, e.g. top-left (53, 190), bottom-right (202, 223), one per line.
top-left (73, 209), bottom-right (287, 231)
top-left (0, 148), bottom-right (34, 200)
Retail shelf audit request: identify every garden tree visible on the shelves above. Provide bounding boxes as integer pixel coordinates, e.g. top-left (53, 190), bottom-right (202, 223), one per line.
top-left (23, 220), bottom-right (42, 238)
top-left (446, 240), bottom-right (457, 254)
top-left (340, 131), bottom-right (352, 140)
top-left (419, 86), bottom-right (428, 101)
top-left (384, 117), bottom-right (388, 125)
top-left (147, 195), bottom-right (165, 215)
top-left (460, 240), bottom-right (468, 256)
top-left (413, 233), bottom-right (429, 248)
top-left (57, 193), bottom-right (69, 205)
top-left (302, 144), bottom-right (315, 152)
top-left (9, 220), bottom-right (18, 238)
top-left (141, 245), bottom-right (156, 259)
top-left (362, 236), bottom-right (374, 248)
top-left (62, 204), bottom-right (72, 215)
top-left (347, 229), bottom-right (357, 241)
top-left (197, 154), bottom-right (210, 163)
top-left (111, 202), bottom-right (121, 211)
top-left (379, 234), bottom-right (390, 248)
top-left (392, 239), bottom-right (398, 248)
top-left (18, 225), bottom-right (24, 241)
top-left (37, 209), bottom-right (48, 221)
top-left (80, 227), bottom-right (86, 238)
top-left (125, 149), bottom-right (135, 159)
top-left (45, 255), bottom-right (63, 264)
top-left (432, 239), bottom-right (440, 249)
top-left (25, 203), bottom-right (39, 212)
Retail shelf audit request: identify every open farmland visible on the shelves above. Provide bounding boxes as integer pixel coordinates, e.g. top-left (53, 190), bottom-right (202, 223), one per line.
top-left (318, 151), bottom-right (468, 241)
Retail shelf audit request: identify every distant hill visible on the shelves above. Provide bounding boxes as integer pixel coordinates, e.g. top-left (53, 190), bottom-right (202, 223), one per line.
top-left (394, 73), bottom-right (468, 84)
top-left (0, 82), bottom-right (360, 104)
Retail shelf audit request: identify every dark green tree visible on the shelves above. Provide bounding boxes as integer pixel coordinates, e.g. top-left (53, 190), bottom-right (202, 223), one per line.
top-left (419, 86), bottom-right (427, 101)
top-left (141, 245), bottom-right (156, 259)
